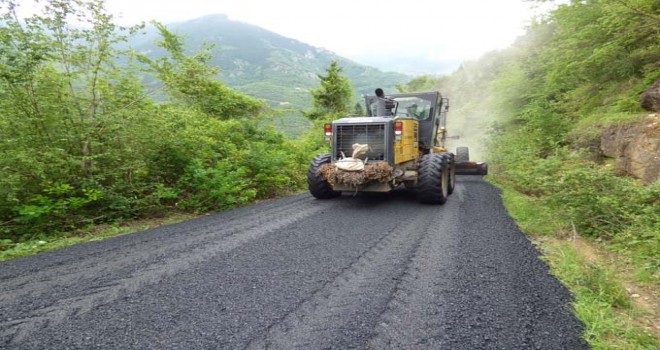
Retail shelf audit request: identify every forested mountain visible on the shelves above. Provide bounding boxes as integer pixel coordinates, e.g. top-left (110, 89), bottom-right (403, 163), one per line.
top-left (129, 14), bottom-right (409, 109)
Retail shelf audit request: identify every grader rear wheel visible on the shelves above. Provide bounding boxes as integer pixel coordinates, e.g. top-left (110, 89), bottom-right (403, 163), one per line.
top-left (447, 153), bottom-right (456, 195)
top-left (456, 146), bottom-right (470, 163)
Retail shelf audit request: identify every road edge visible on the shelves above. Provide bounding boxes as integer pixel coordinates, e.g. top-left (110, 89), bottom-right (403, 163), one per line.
top-left (488, 177), bottom-right (659, 348)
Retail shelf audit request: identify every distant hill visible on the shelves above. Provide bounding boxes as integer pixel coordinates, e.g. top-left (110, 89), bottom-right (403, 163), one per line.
top-left (129, 14), bottom-right (410, 134)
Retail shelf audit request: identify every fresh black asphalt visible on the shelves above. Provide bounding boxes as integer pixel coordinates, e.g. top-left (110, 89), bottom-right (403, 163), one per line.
top-left (0, 176), bottom-right (588, 349)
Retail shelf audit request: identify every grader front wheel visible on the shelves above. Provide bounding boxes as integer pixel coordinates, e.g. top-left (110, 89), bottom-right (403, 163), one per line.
top-left (418, 153), bottom-right (449, 204)
top-left (308, 153), bottom-right (341, 199)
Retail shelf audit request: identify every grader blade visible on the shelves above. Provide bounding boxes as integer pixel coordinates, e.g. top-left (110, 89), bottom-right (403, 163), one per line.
top-left (455, 161), bottom-right (488, 175)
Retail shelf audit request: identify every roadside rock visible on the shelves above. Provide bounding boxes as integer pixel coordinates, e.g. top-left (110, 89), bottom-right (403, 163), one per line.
top-left (641, 79), bottom-right (660, 112)
top-left (601, 114), bottom-right (660, 183)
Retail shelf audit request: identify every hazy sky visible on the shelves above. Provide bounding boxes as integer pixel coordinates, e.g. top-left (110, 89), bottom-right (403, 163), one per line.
top-left (18, 0), bottom-right (556, 74)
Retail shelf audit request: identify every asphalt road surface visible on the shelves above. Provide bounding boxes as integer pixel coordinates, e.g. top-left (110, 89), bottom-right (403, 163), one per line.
top-left (0, 177), bottom-right (588, 349)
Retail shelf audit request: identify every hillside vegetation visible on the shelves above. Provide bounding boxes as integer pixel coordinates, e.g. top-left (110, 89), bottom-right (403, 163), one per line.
top-left (401, 0), bottom-right (659, 270)
top-left (397, 0), bottom-right (659, 347)
top-left (0, 0), bottom-right (330, 251)
top-left (129, 14), bottom-right (409, 136)
top-left (507, 0), bottom-right (658, 272)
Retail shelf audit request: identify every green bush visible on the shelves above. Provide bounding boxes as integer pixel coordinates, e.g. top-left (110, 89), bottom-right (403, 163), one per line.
top-left (0, 4), bottom-right (310, 241)
top-left (179, 159), bottom-right (256, 211)
top-left (13, 182), bottom-right (102, 235)
top-left (542, 162), bottom-right (650, 238)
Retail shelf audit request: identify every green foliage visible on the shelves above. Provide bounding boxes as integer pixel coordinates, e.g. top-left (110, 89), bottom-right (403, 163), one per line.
top-left (563, 253), bottom-right (631, 310)
top-left (0, 1), bottom-right (310, 243)
top-left (137, 22), bottom-right (264, 120)
top-left (353, 102), bottom-right (364, 116)
top-left (1, 0), bottom-right (147, 235)
top-left (543, 163), bottom-right (658, 238)
top-left (180, 158), bottom-right (256, 210)
top-left (491, 141), bottom-right (659, 246)
top-left (545, 242), bottom-right (658, 349)
top-left (461, 1), bottom-right (660, 346)
top-left (305, 60), bottom-right (353, 120)
top-left (395, 75), bottom-right (437, 93)
top-left (497, 184), bottom-right (559, 236)
top-left (14, 182), bottom-right (102, 233)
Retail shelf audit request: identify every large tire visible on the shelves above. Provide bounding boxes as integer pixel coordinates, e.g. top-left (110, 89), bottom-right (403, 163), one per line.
top-left (435, 152), bottom-right (455, 195)
top-left (480, 163), bottom-right (489, 176)
top-left (308, 153), bottom-right (341, 199)
top-left (418, 153), bottom-right (449, 204)
top-left (446, 153), bottom-right (456, 195)
top-left (456, 146), bottom-right (470, 163)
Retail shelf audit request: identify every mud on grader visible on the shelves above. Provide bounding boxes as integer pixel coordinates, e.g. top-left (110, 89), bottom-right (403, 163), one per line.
top-left (307, 88), bottom-right (487, 204)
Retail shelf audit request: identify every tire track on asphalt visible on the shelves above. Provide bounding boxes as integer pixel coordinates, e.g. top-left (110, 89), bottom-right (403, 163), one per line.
top-left (441, 178), bottom-right (588, 349)
top-left (0, 195), bottom-right (312, 284)
top-left (367, 186), bottom-right (462, 349)
top-left (245, 207), bottom-right (434, 350)
top-left (0, 179), bottom-right (590, 349)
top-left (0, 195), bottom-right (311, 299)
top-left (0, 196), bottom-right (325, 345)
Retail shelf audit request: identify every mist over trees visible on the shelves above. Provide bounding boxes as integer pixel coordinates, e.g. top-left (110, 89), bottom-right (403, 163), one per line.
top-left (486, 0), bottom-right (659, 243)
top-left (397, 0), bottom-right (659, 255)
top-left (397, 2), bottom-right (659, 346)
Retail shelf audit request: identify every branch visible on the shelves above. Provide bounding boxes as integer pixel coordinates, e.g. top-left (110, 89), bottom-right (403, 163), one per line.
top-left (612, 0), bottom-right (660, 26)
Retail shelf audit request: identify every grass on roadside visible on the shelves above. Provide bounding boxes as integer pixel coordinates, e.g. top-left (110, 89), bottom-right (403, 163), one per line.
top-left (0, 189), bottom-right (308, 263)
top-left (495, 182), bottom-right (659, 349)
top-left (0, 212), bottom-right (196, 262)
top-left (542, 238), bottom-right (658, 349)
top-left (573, 111), bottom-right (650, 130)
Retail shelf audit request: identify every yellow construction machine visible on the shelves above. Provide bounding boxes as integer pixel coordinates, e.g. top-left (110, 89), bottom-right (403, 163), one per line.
top-left (308, 88), bottom-right (488, 204)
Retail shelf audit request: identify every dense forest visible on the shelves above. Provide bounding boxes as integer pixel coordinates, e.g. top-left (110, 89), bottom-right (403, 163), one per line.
top-left (0, 0), bottom-right (331, 242)
top-left (400, 0), bottom-right (658, 262)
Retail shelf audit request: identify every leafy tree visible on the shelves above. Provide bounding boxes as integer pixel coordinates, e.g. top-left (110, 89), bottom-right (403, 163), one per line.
top-left (353, 102), bottom-right (364, 115)
top-left (0, 0), bottom-right (149, 234)
top-left (396, 75), bottom-right (437, 93)
top-left (0, 1), bottom-right (309, 241)
top-left (305, 60), bottom-right (352, 120)
top-left (136, 22), bottom-right (264, 120)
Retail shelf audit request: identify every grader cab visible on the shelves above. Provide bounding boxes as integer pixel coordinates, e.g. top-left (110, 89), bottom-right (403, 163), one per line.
top-left (307, 89), bottom-right (487, 204)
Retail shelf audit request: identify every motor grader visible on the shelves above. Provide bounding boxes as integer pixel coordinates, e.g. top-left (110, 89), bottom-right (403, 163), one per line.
top-left (307, 88), bottom-right (487, 204)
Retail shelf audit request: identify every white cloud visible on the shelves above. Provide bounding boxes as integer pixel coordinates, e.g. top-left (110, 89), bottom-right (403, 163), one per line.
top-left (14, 0), bottom-right (556, 74)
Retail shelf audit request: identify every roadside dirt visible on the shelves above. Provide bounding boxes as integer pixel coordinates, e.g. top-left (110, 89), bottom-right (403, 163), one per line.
top-left (550, 236), bottom-right (659, 338)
